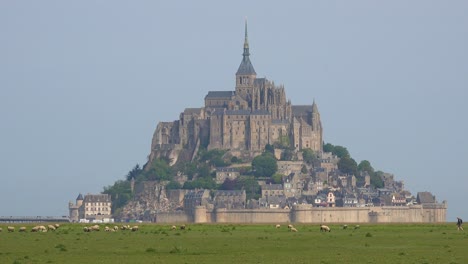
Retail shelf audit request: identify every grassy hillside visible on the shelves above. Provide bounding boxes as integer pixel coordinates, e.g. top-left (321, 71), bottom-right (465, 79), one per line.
top-left (0, 223), bottom-right (466, 263)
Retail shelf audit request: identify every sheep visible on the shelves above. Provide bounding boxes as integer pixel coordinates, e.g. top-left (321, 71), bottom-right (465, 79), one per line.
top-left (38, 226), bottom-right (47, 232)
top-left (290, 227), bottom-right (298, 232)
top-left (131, 226), bottom-right (139, 232)
top-left (91, 225), bottom-right (100, 231)
top-left (287, 224), bottom-right (294, 229)
top-left (354, 225), bottom-right (360, 230)
top-left (54, 224), bottom-right (60, 229)
top-left (275, 224), bottom-right (281, 229)
top-left (8, 226), bottom-right (15, 232)
top-left (180, 224), bottom-right (186, 230)
top-left (48, 225), bottom-right (56, 231)
top-left (114, 226), bottom-right (119, 231)
top-left (320, 225), bottom-right (331, 232)
top-left (105, 226), bottom-right (110, 232)
top-left (171, 225), bottom-right (177, 231)
top-left (31, 226), bottom-right (39, 232)
top-left (19, 227), bottom-right (27, 232)
top-left (342, 224), bottom-right (348, 230)
top-left (0, 227), bottom-right (3, 232)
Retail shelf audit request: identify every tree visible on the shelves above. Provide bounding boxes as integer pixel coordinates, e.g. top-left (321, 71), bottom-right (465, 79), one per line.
top-left (332, 145), bottom-right (350, 158)
top-left (323, 143), bottom-right (334, 153)
top-left (301, 165), bottom-right (308, 174)
top-left (126, 164), bottom-right (142, 181)
top-left (235, 177), bottom-right (261, 200)
top-left (358, 160), bottom-right (375, 175)
top-left (371, 171), bottom-right (385, 188)
top-left (252, 153), bottom-right (277, 177)
top-left (265, 144), bottom-right (275, 155)
top-left (165, 181), bottom-right (181, 190)
top-left (280, 149), bottom-right (294, 161)
top-left (302, 148), bottom-right (317, 164)
top-left (103, 180), bottom-right (133, 213)
top-left (144, 158), bottom-right (173, 181)
top-left (272, 173), bottom-right (283, 184)
top-left (338, 156), bottom-right (358, 176)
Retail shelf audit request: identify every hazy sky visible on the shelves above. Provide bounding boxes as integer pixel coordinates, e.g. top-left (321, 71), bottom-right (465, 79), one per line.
top-left (1, 1), bottom-right (467, 221)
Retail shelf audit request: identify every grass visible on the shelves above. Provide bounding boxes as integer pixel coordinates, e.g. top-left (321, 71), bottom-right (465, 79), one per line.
top-left (0, 223), bottom-right (467, 263)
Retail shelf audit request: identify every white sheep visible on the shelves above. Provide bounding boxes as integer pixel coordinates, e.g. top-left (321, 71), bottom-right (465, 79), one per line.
top-left (0, 227), bottom-right (3, 232)
top-left (180, 224), bottom-right (186, 230)
top-left (54, 224), bottom-right (60, 229)
top-left (171, 225), bottom-right (177, 230)
top-left (290, 227), bottom-right (298, 232)
top-left (354, 225), bottom-right (360, 230)
top-left (31, 226), bottom-right (39, 232)
top-left (114, 226), bottom-right (119, 231)
top-left (275, 224), bottom-right (281, 229)
top-left (8, 226), bottom-right (15, 232)
top-left (131, 226), bottom-right (139, 232)
top-left (38, 226), bottom-right (47, 232)
top-left (342, 224), bottom-right (348, 230)
top-left (48, 225), bottom-right (56, 231)
top-left (287, 224), bottom-right (294, 229)
top-left (320, 225), bottom-right (331, 232)
top-left (105, 226), bottom-right (110, 232)
top-left (91, 225), bottom-right (100, 231)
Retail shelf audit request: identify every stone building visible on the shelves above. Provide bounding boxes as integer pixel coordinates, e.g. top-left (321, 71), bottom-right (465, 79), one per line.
top-left (214, 190), bottom-right (246, 209)
top-left (68, 193), bottom-right (112, 222)
top-left (215, 167), bottom-right (240, 184)
top-left (148, 22), bottom-right (323, 165)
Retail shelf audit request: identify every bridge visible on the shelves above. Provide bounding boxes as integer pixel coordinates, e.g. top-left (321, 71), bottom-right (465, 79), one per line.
top-left (0, 216), bottom-right (71, 223)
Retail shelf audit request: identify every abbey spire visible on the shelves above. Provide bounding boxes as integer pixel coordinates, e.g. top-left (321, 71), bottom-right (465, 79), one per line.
top-left (236, 20), bottom-right (257, 101)
top-left (236, 20), bottom-right (256, 76)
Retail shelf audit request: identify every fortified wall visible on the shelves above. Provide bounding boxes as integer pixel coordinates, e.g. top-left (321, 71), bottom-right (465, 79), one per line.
top-left (154, 203), bottom-right (447, 224)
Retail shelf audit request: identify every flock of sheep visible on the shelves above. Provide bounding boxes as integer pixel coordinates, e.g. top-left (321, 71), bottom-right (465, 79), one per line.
top-left (0, 224), bottom-right (60, 233)
top-left (83, 224), bottom-right (139, 232)
top-left (1, 223), bottom-right (361, 234)
top-left (273, 223), bottom-right (361, 233)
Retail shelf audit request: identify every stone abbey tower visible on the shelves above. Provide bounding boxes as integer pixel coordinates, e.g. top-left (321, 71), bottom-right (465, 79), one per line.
top-left (149, 22), bottom-right (323, 164)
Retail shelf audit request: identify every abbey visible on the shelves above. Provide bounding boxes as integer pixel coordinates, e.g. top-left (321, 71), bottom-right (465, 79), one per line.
top-left (150, 23), bottom-right (322, 164)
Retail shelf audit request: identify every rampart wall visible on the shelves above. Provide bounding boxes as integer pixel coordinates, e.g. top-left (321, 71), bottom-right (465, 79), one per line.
top-left (153, 204), bottom-right (447, 223)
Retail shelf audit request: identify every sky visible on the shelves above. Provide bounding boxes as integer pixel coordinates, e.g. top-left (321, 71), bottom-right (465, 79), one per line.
top-left (1, 1), bottom-right (467, 221)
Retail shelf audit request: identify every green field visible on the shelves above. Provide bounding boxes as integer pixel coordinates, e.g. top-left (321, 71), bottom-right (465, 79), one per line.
top-left (0, 223), bottom-right (466, 263)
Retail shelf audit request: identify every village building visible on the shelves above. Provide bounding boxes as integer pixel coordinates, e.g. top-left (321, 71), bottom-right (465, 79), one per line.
top-left (68, 193), bottom-right (112, 222)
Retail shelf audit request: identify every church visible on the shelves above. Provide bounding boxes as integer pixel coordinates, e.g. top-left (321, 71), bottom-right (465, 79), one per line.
top-left (150, 22), bottom-right (323, 164)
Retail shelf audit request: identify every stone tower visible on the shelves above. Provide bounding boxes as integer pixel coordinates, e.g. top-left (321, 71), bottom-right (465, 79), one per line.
top-left (235, 20), bottom-right (257, 102)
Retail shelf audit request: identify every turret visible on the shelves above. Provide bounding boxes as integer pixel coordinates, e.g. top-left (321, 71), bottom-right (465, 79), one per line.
top-left (76, 193), bottom-right (84, 207)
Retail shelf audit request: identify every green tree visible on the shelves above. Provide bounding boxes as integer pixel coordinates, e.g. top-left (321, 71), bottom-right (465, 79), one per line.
top-left (271, 173), bottom-right (283, 184)
top-left (183, 176), bottom-right (216, 190)
top-left (103, 180), bottom-right (133, 213)
top-left (358, 160), bottom-right (375, 175)
top-left (280, 149), bottom-right (294, 161)
top-left (126, 164), bottom-right (142, 181)
top-left (302, 148), bottom-right (317, 164)
top-left (338, 156), bottom-right (358, 176)
top-left (371, 171), bottom-right (385, 188)
top-left (323, 143), bottom-right (334, 153)
top-left (166, 180), bottom-right (181, 190)
top-left (235, 177), bottom-right (261, 200)
top-left (332, 145), bottom-right (350, 158)
top-left (144, 158), bottom-right (173, 181)
top-left (252, 153), bottom-right (277, 177)
top-left (265, 144), bottom-right (275, 155)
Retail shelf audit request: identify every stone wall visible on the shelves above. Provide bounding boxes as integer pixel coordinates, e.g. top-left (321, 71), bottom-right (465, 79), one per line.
top-left (153, 203), bottom-right (447, 224)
